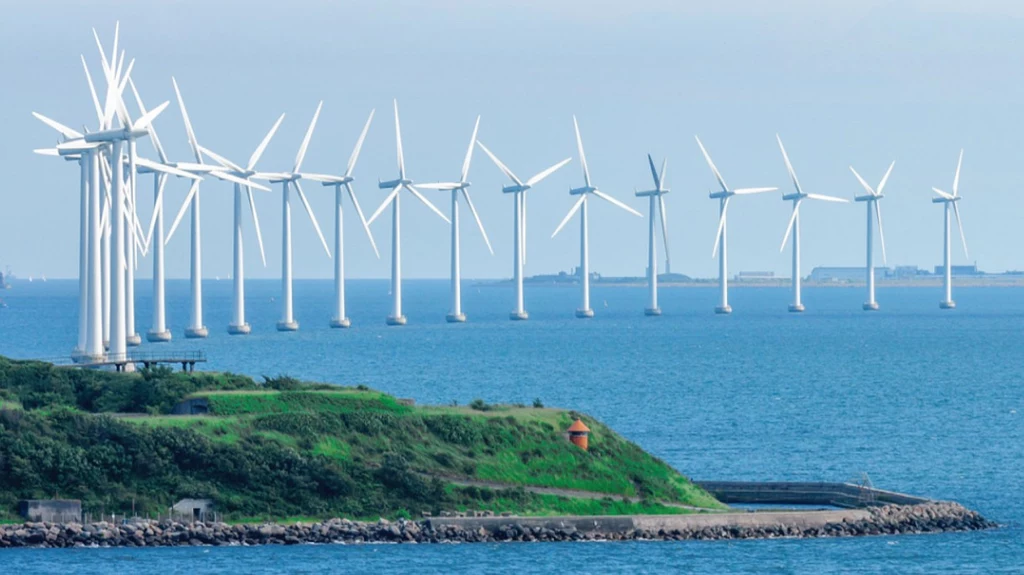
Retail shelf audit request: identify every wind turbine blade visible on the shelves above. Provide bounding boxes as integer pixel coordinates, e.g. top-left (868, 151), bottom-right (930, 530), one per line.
top-left (658, 195), bottom-right (670, 261)
top-left (805, 193), bottom-right (849, 203)
top-left (248, 113), bottom-right (285, 171)
top-left (293, 101), bottom-right (322, 173)
top-left (346, 109), bottom-right (375, 177)
top-left (521, 193), bottom-right (527, 264)
top-left (877, 161), bottom-right (895, 196)
top-left (647, 154), bottom-right (660, 189)
top-left (293, 180), bottom-right (331, 257)
top-left (81, 55), bottom-right (103, 125)
top-left (712, 197), bottom-right (730, 257)
top-left (393, 100), bottom-right (405, 179)
top-left (695, 136), bottom-right (728, 192)
top-left (246, 186), bottom-right (267, 266)
top-left (144, 174), bottom-right (167, 249)
top-left (210, 170), bottom-right (270, 191)
top-left (461, 188), bottom-right (493, 255)
top-left (368, 186), bottom-right (401, 225)
top-left (953, 149), bottom-right (963, 197)
top-left (875, 200), bottom-right (887, 265)
top-left (129, 79), bottom-right (168, 163)
top-left (166, 180), bottom-right (199, 244)
top-left (406, 184), bottom-right (451, 223)
top-left (776, 134), bottom-right (803, 194)
top-left (171, 77), bottom-right (203, 163)
top-left (135, 157), bottom-right (202, 180)
top-left (197, 145), bottom-right (243, 172)
top-left (32, 112), bottom-right (83, 139)
top-left (733, 187), bottom-right (777, 195)
top-left (111, 21), bottom-right (119, 72)
top-left (475, 141), bottom-right (522, 185)
top-left (592, 190), bottom-right (642, 216)
top-left (526, 157), bottom-right (572, 187)
top-left (415, 182), bottom-right (461, 190)
top-left (130, 100), bottom-right (165, 134)
top-left (932, 187), bottom-right (954, 200)
top-left (92, 28), bottom-right (112, 82)
top-left (551, 195), bottom-right (586, 238)
top-left (345, 182), bottom-right (379, 259)
top-left (849, 166), bottom-right (875, 196)
top-left (33, 148), bottom-right (60, 156)
top-left (779, 201), bottom-right (801, 252)
top-left (953, 201), bottom-right (968, 258)
top-left (461, 115), bottom-right (481, 183)
top-left (659, 157), bottom-right (668, 191)
top-left (572, 115), bottom-right (591, 187)
top-left (104, 58), bottom-right (134, 128)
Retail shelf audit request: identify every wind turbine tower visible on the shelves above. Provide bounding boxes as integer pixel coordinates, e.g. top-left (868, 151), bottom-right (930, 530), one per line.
top-left (635, 154), bottom-right (670, 316)
top-left (850, 162), bottom-right (894, 311)
top-left (695, 136), bottom-right (776, 314)
top-left (476, 141), bottom-right (571, 320)
top-left (776, 135), bottom-right (849, 312)
top-left (552, 116), bottom-right (641, 318)
top-left (931, 150), bottom-right (969, 310)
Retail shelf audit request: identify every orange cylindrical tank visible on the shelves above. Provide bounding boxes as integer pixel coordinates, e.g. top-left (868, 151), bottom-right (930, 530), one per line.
top-left (567, 419), bottom-right (590, 451)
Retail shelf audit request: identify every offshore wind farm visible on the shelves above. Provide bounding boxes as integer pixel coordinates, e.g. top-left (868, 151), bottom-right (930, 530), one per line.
top-left (5, 3), bottom-right (1024, 573)
top-left (22, 22), bottom-right (999, 364)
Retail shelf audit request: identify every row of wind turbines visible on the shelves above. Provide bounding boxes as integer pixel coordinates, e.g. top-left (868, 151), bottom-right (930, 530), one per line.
top-left (33, 25), bottom-right (971, 361)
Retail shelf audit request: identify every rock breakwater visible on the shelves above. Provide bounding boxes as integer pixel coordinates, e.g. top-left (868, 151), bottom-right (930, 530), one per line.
top-left (0, 502), bottom-right (994, 548)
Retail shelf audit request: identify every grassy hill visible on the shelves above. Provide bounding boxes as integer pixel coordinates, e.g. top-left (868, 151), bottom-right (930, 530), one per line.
top-left (0, 357), bottom-right (722, 521)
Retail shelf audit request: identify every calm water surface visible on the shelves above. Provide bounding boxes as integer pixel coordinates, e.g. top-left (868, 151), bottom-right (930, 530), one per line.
top-left (0, 279), bottom-right (1021, 574)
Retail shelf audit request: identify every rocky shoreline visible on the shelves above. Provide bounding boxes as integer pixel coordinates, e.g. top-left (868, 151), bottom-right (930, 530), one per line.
top-left (0, 503), bottom-right (995, 548)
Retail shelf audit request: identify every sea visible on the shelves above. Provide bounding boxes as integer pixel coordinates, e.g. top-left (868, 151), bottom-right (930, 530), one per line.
top-left (0, 279), bottom-right (1021, 574)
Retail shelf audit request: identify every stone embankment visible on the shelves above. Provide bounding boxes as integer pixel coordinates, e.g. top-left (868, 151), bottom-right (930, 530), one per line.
top-left (0, 502), bottom-right (994, 548)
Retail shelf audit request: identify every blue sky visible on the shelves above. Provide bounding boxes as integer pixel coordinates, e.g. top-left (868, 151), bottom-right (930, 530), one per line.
top-left (3, 0), bottom-right (1023, 279)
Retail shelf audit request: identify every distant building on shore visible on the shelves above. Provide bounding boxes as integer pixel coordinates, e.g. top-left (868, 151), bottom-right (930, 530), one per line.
top-left (735, 271), bottom-right (775, 281)
top-left (933, 264), bottom-right (981, 276)
top-left (809, 267), bottom-right (894, 282)
top-left (19, 500), bottom-right (81, 522)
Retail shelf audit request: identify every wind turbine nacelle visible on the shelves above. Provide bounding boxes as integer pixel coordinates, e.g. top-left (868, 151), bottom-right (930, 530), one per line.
top-left (569, 186), bottom-right (593, 196)
top-left (379, 178), bottom-right (402, 189)
top-left (854, 194), bottom-right (880, 202)
top-left (781, 192), bottom-right (805, 201)
top-left (321, 176), bottom-right (354, 187)
top-left (502, 184), bottom-right (526, 194)
top-left (932, 196), bottom-right (959, 204)
top-left (708, 190), bottom-right (731, 199)
top-left (634, 189), bottom-right (661, 197)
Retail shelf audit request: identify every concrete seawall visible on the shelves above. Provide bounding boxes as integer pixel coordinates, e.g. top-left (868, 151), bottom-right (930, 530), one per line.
top-left (693, 481), bottom-right (930, 508)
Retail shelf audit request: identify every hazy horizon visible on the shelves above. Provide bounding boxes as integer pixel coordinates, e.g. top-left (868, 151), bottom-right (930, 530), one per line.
top-left (3, 0), bottom-right (1023, 281)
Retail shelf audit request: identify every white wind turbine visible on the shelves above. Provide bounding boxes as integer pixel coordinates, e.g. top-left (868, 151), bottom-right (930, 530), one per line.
top-left (197, 114), bottom-right (289, 334)
top-left (262, 102), bottom-right (333, 331)
top-left (776, 135), bottom-right (849, 312)
top-left (416, 116), bottom-right (493, 323)
top-left (551, 116), bottom-right (641, 318)
top-left (850, 162), bottom-right (894, 311)
top-left (302, 110), bottom-right (379, 328)
top-left (931, 150), bottom-right (969, 310)
top-left (476, 141), bottom-right (571, 321)
top-left (634, 154), bottom-right (671, 316)
top-left (52, 67), bottom-right (173, 358)
top-left (368, 100), bottom-right (450, 326)
top-left (695, 136), bottom-right (777, 314)
top-left (165, 78), bottom-right (272, 338)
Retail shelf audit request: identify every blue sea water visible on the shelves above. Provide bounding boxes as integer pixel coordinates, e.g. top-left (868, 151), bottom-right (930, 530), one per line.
top-left (0, 279), bottom-right (1021, 574)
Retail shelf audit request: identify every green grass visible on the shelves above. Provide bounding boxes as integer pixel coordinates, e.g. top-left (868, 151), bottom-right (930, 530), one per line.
top-left (121, 390), bottom-right (724, 512)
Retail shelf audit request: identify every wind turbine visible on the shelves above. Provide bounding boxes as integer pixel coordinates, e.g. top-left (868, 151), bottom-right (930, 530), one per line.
top-left (367, 100), bottom-right (450, 326)
top-left (165, 78), bottom-right (271, 338)
top-left (263, 101), bottom-right (332, 331)
top-left (695, 136), bottom-right (777, 314)
top-left (552, 116), bottom-right (641, 318)
top-left (476, 141), bottom-right (571, 321)
top-left (850, 162), bottom-right (894, 311)
top-left (197, 114), bottom-right (287, 334)
top-left (931, 150), bottom-right (969, 310)
top-left (634, 154), bottom-right (670, 316)
top-left (776, 135), bottom-right (849, 312)
top-left (417, 115), bottom-right (493, 323)
top-left (299, 110), bottom-right (379, 328)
